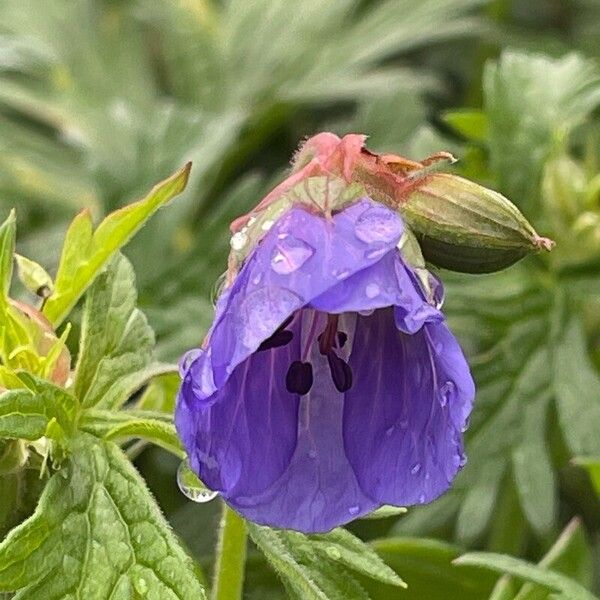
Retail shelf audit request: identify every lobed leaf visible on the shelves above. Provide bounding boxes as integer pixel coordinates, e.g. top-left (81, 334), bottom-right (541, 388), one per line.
top-left (74, 253), bottom-right (155, 409)
top-left (42, 163), bottom-right (190, 327)
top-left (0, 434), bottom-right (205, 599)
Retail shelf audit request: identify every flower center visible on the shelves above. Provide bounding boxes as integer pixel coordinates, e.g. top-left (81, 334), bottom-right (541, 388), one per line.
top-left (282, 312), bottom-right (353, 395)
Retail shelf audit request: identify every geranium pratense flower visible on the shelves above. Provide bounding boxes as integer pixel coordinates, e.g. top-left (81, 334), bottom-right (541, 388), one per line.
top-left (176, 198), bottom-right (473, 533)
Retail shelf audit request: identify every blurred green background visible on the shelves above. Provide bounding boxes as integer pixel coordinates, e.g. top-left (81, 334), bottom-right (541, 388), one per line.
top-left (1, 0), bottom-right (600, 597)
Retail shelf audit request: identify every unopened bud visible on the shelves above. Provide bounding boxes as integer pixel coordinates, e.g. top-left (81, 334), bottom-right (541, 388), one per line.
top-left (400, 174), bottom-right (554, 273)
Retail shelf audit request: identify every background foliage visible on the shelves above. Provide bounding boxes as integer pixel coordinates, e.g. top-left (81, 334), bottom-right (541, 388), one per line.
top-left (1, 0), bottom-right (600, 598)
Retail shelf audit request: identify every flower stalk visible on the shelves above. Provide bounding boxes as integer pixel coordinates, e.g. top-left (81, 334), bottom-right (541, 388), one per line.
top-left (212, 503), bottom-right (248, 600)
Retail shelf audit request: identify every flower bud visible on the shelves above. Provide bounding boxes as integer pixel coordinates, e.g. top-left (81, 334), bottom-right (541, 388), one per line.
top-left (398, 173), bottom-right (554, 273)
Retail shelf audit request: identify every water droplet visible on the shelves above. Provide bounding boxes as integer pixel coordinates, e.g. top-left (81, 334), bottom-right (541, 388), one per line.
top-left (308, 449), bottom-right (317, 459)
top-left (410, 462), bottom-right (421, 475)
top-left (364, 242), bottom-right (390, 260)
top-left (425, 471), bottom-right (431, 481)
top-left (354, 206), bottom-right (402, 244)
top-left (439, 380), bottom-right (455, 407)
top-left (365, 283), bottom-right (380, 298)
top-left (134, 578), bottom-right (148, 596)
top-left (326, 546), bottom-right (342, 560)
top-left (252, 273), bottom-right (263, 285)
top-left (348, 505), bottom-right (360, 516)
top-left (385, 425), bottom-right (395, 437)
top-left (333, 268), bottom-right (351, 280)
top-left (179, 349), bottom-right (202, 377)
top-left (277, 232), bottom-right (289, 240)
top-left (270, 235), bottom-right (314, 274)
top-left (230, 231), bottom-right (248, 251)
top-left (418, 494), bottom-right (426, 504)
top-left (177, 461), bottom-right (219, 503)
top-left (459, 452), bottom-right (468, 467)
top-left (261, 220), bottom-right (274, 231)
top-left (461, 416), bottom-right (471, 433)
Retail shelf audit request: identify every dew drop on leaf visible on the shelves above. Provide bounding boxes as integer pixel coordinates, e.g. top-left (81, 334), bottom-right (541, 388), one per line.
top-left (177, 461), bottom-right (219, 504)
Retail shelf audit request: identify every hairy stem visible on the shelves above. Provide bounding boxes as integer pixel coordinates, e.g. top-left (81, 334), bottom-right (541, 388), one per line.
top-left (212, 502), bottom-right (248, 600)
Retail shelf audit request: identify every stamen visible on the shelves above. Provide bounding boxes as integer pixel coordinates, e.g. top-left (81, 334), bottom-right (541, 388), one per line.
top-left (286, 361), bottom-right (313, 395)
top-left (318, 314), bottom-right (340, 355)
top-left (326, 352), bottom-right (353, 392)
top-left (257, 330), bottom-right (293, 352)
top-left (257, 314), bottom-right (295, 352)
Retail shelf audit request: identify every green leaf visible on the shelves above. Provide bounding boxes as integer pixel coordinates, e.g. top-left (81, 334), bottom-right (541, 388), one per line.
top-left (74, 253), bottom-right (155, 409)
top-left (554, 318), bottom-right (600, 455)
top-left (572, 457), bottom-right (600, 497)
top-left (42, 163), bottom-right (191, 327)
top-left (367, 537), bottom-right (496, 600)
top-left (511, 396), bottom-right (556, 537)
top-left (361, 506), bottom-right (408, 520)
top-left (136, 372), bottom-right (180, 413)
top-left (310, 528), bottom-right (406, 589)
top-left (455, 553), bottom-right (598, 600)
top-left (248, 524), bottom-right (405, 600)
top-left (443, 110), bottom-right (488, 142)
top-left (484, 51), bottom-right (600, 208)
top-left (80, 408), bottom-right (183, 458)
top-left (510, 518), bottom-right (593, 600)
top-left (0, 382), bottom-right (78, 440)
top-left (0, 434), bottom-right (205, 599)
top-left (0, 210), bottom-right (16, 300)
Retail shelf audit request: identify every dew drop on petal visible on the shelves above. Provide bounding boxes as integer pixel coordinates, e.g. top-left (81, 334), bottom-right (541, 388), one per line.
top-left (365, 283), bottom-right (380, 298)
top-left (333, 268), bottom-right (351, 280)
top-left (439, 380), bottom-right (455, 407)
top-left (230, 231), bottom-right (248, 251)
top-left (461, 416), bottom-right (471, 433)
top-left (348, 505), bottom-right (360, 516)
top-left (410, 462), bottom-right (421, 475)
top-left (385, 425), bottom-right (395, 437)
top-left (177, 461), bottom-right (219, 504)
top-left (252, 273), bottom-right (263, 286)
top-left (179, 349), bottom-right (203, 378)
top-left (354, 206), bottom-right (403, 244)
top-left (261, 219), bottom-right (274, 231)
top-left (418, 494), bottom-right (426, 504)
top-left (270, 235), bottom-right (315, 274)
top-left (459, 452), bottom-right (468, 467)
top-left (364, 241), bottom-right (390, 260)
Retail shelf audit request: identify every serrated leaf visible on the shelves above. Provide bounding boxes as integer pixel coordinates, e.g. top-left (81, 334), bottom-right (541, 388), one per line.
top-left (0, 210), bottom-right (16, 300)
top-left (554, 318), bottom-right (600, 455)
top-left (0, 433), bottom-right (205, 599)
top-left (74, 253), bottom-right (154, 409)
top-left (0, 382), bottom-right (78, 440)
top-left (249, 524), bottom-right (406, 600)
top-left (42, 163), bottom-right (190, 326)
top-left (511, 396), bottom-right (556, 537)
top-left (310, 528), bottom-right (406, 589)
top-left (80, 408), bottom-right (183, 458)
top-left (454, 552), bottom-right (597, 600)
top-left (248, 524), bottom-right (329, 600)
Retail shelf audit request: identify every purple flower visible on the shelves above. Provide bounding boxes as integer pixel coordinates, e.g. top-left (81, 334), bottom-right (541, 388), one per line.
top-left (176, 198), bottom-right (474, 533)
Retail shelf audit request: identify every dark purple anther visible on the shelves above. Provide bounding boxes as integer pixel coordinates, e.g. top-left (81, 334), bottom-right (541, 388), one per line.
top-left (285, 360), bottom-right (313, 395)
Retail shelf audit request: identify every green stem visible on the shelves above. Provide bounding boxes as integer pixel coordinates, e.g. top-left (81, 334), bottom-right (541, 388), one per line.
top-left (212, 502), bottom-right (248, 600)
